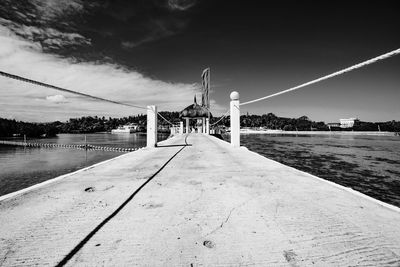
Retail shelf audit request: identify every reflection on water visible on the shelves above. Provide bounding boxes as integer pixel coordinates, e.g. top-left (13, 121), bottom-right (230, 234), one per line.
top-left (0, 133), bottom-right (169, 196)
top-left (236, 134), bottom-right (400, 207)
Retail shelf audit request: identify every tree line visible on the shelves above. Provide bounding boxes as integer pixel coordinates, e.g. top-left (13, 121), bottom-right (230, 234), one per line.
top-left (1, 112), bottom-right (399, 138)
top-left (210, 113), bottom-right (400, 132)
top-left (0, 113), bottom-right (179, 138)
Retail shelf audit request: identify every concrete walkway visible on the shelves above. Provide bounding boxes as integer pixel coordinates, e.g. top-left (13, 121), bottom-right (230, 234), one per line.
top-left (0, 134), bottom-right (400, 266)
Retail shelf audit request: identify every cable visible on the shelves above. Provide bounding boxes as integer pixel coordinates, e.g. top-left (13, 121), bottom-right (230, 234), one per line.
top-left (240, 48), bottom-right (400, 106)
top-left (0, 70), bottom-right (148, 110)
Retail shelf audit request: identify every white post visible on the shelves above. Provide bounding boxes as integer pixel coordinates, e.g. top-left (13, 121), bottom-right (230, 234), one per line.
top-left (230, 91), bottom-right (240, 147)
top-left (179, 121), bottom-right (184, 134)
top-left (206, 118), bottom-right (210, 135)
top-left (185, 118), bottom-right (189, 134)
top-left (202, 117), bottom-right (206, 133)
top-left (147, 105), bottom-right (157, 148)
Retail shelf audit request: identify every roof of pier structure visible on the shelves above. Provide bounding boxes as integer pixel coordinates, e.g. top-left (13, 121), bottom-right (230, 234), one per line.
top-left (179, 95), bottom-right (212, 119)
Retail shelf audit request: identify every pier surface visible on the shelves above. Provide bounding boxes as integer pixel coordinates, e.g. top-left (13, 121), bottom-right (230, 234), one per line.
top-left (1, 134), bottom-right (400, 266)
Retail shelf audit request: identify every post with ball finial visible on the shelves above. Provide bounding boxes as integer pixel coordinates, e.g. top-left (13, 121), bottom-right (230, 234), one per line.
top-left (230, 91), bottom-right (240, 147)
top-left (147, 105), bottom-right (158, 147)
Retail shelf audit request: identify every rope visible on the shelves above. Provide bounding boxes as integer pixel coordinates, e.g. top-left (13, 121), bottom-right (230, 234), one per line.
top-left (240, 48), bottom-right (400, 106)
top-left (157, 112), bottom-right (174, 125)
top-left (0, 70), bottom-right (148, 110)
top-left (210, 109), bottom-right (230, 126)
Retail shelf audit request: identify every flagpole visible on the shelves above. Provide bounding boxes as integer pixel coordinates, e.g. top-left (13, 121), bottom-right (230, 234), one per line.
top-left (208, 67), bottom-right (210, 122)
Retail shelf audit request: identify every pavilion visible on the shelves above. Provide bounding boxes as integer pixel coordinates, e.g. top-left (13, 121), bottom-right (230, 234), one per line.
top-left (179, 96), bottom-right (212, 134)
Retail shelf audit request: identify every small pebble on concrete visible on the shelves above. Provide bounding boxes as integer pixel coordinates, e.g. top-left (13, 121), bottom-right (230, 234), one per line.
top-left (203, 240), bottom-right (215, 248)
top-left (84, 187), bottom-right (95, 192)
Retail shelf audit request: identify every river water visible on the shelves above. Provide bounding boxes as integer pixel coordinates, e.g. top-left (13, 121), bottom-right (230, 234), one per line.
top-left (1, 133), bottom-right (399, 207)
top-left (0, 133), bottom-right (168, 197)
top-left (239, 134), bottom-right (400, 207)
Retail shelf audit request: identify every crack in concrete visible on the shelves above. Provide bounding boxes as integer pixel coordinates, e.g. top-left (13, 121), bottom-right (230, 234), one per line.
top-left (203, 200), bottom-right (250, 237)
top-left (220, 207), bottom-right (235, 228)
top-left (188, 189), bottom-right (205, 205)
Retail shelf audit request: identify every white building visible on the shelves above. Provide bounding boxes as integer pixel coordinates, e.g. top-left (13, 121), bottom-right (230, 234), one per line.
top-left (340, 118), bottom-right (359, 128)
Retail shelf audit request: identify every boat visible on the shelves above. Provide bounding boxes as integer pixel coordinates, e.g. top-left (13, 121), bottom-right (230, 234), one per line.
top-left (111, 124), bottom-right (139, 134)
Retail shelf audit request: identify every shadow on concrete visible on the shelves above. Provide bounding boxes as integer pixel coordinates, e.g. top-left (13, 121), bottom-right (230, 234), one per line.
top-left (55, 144), bottom-right (187, 267)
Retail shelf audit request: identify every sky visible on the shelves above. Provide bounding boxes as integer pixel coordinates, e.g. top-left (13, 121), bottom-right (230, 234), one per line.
top-left (0, 0), bottom-right (399, 122)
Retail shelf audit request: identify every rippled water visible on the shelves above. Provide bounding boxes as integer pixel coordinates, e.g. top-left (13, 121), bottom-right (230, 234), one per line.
top-left (0, 133), bottom-right (168, 196)
top-left (2, 133), bottom-right (400, 207)
top-left (237, 134), bottom-right (400, 207)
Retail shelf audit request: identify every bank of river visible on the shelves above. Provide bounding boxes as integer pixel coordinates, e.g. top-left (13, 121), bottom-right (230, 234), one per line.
top-left (0, 133), bottom-right (169, 196)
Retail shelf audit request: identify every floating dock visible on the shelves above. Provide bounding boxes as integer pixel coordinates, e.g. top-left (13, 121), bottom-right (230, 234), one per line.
top-left (0, 134), bottom-right (399, 266)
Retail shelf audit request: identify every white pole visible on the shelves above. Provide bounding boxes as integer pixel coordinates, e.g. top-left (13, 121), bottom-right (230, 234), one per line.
top-left (185, 118), bottom-right (189, 134)
top-left (179, 121), bottom-right (184, 134)
top-left (147, 105), bottom-right (157, 147)
top-left (202, 117), bottom-right (206, 133)
top-left (230, 91), bottom-right (240, 147)
top-left (206, 118), bottom-right (210, 135)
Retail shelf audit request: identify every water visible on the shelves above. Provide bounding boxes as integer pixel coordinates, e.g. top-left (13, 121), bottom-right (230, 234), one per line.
top-left (2, 133), bottom-right (400, 208)
top-left (0, 133), bottom-right (169, 196)
top-left (236, 134), bottom-right (400, 207)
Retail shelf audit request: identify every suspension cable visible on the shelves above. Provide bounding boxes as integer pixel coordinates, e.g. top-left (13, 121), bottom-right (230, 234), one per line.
top-left (240, 48), bottom-right (400, 106)
top-left (0, 70), bottom-right (148, 110)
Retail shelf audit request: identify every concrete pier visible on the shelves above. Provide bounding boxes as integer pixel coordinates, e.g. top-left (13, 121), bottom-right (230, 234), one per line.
top-left (0, 134), bottom-right (400, 266)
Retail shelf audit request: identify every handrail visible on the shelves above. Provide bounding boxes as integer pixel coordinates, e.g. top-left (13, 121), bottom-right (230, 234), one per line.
top-left (0, 70), bottom-right (148, 110)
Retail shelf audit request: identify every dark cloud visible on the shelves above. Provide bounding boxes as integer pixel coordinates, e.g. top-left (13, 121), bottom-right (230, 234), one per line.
top-left (167, 0), bottom-right (197, 11)
top-left (0, 0), bottom-right (93, 52)
top-left (0, 0), bottom-right (197, 62)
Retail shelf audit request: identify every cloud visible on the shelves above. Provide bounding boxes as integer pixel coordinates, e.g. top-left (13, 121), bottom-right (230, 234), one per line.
top-left (167, 0), bottom-right (196, 11)
top-left (120, 19), bottom-right (178, 49)
top-left (46, 95), bottom-right (68, 103)
top-left (0, 25), bottom-right (198, 122)
top-left (120, 15), bottom-right (188, 49)
top-left (0, 8), bottom-right (90, 52)
top-left (30, 0), bottom-right (85, 20)
top-left (1, 0), bottom-right (196, 53)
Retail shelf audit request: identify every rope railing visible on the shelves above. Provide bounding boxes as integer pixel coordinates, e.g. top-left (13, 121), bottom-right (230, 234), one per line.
top-left (240, 48), bottom-right (400, 106)
top-left (0, 70), bottom-right (148, 110)
top-left (0, 69), bottom-right (184, 132)
top-left (157, 112), bottom-right (175, 125)
top-left (210, 109), bottom-right (230, 126)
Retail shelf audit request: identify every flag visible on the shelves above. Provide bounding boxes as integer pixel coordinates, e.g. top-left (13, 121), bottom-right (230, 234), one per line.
top-left (201, 67), bottom-right (210, 108)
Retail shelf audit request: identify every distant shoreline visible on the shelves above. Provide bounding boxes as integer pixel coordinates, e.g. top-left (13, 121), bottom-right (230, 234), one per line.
top-left (239, 129), bottom-right (397, 136)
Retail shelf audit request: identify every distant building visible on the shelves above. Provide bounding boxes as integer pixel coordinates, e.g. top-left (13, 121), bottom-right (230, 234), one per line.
top-left (327, 123), bottom-right (340, 127)
top-left (340, 118), bottom-right (359, 128)
top-left (111, 123), bottom-right (139, 133)
top-left (327, 122), bottom-right (340, 130)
